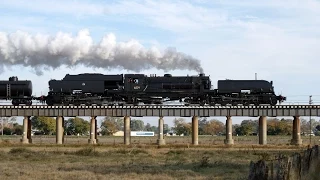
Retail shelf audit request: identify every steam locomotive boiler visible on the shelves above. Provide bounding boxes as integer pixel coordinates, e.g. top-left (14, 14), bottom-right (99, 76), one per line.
top-left (0, 76), bottom-right (33, 105)
top-left (45, 73), bottom-right (125, 105)
top-left (123, 73), bottom-right (212, 105)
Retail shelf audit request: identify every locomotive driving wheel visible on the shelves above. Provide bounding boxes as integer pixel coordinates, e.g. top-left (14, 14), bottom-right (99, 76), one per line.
top-left (199, 100), bottom-right (206, 106)
top-left (12, 99), bottom-right (19, 106)
top-left (270, 97), bottom-right (277, 106)
top-left (253, 102), bottom-right (260, 106)
top-left (231, 101), bottom-right (238, 106)
top-left (26, 100), bottom-right (32, 106)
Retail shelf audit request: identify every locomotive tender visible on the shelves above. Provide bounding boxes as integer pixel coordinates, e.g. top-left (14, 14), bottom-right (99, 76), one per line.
top-left (0, 73), bottom-right (286, 106)
top-left (0, 76), bottom-right (33, 106)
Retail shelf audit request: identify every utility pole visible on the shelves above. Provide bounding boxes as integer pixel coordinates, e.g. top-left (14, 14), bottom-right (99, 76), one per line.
top-left (309, 95), bottom-right (313, 145)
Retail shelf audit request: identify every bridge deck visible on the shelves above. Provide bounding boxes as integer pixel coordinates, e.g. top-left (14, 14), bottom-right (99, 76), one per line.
top-left (0, 105), bottom-right (319, 117)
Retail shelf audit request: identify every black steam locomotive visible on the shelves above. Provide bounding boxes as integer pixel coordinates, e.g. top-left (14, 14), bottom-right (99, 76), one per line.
top-left (43, 73), bottom-right (286, 106)
top-left (0, 73), bottom-right (286, 106)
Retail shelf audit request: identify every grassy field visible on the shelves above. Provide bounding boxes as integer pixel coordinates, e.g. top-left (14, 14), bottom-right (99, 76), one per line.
top-left (1, 134), bottom-right (320, 146)
top-left (0, 135), bottom-right (317, 180)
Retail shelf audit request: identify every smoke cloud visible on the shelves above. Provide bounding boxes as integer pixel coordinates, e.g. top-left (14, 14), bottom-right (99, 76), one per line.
top-left (0, 29), bottom-right (203, 75)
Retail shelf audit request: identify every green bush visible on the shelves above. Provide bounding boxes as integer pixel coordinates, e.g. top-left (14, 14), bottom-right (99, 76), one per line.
top-left (3, 127), bottom-right (12, 135)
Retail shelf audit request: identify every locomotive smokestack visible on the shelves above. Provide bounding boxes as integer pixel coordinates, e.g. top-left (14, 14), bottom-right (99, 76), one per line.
top-left (0, 29), bottom-right (203, 75)
top-left (255, 73), bottom-right (257, 80)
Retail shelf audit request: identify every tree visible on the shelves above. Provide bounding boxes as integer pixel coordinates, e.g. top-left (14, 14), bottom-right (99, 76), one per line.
top-left (277, 119), bottom-right (292, 135)
top-left (173, 118), bottom-right (184, 126)
top-left (9, 117), bottom-right (17, 125)
top-left (238, 119), bottom-right (258, 135)
top-left (65, 117), bottom-right (90, 135)
top-left (31, 116), bottom-right (56, 135)
top-left (203, 119), bottom-right (225, 135)
top-left (234, 119), bottom-right (257, 136)
top-left (300, 118), bottom-right (309, 133)
top-left (0, 117), bottom-right (17, 130)
top-left (199, 117), bottom-right (208, 135)
top-left (173, 118), bottom-right (191, 135)
top-left (242, 120), bottom-right (258, 133)
top-left (163, 124), bottom-right (170, 134)
top-left (267, 118), bottom-right (279, 135)
top-left (131, 119), bottom-right (144, 131)
top-left (301, 118), bottom-right (319, 133)
top-left (150, 126), bottom-right (158, 133)
top-left (3, 127), bottom-right (12, 135)
top-left (100, 116), bottom-right (123, 135)
top-left (144, 123), bottom-right (152, 131)
top-left (235, 124), bottom-right (253, 136)
top-left (266, 118), bottom-right (292, 135)
top-left (235, 126), bottom-right (243, 136)
top-left (143, 123), bottom-right (158, 132)
top-left (0, 118), bottom-right (22, 135)
top-left (12, 123), bottom-right (23, 135)
top-left (233, 124), bottom-right (241, 135)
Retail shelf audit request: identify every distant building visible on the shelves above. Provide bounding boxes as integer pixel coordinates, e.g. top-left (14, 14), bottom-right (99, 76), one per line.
top-left (302, 130), bottom-right (315, 136)
top-left (131, 131), bottom-right (154, 136)
top-left (113, 131), bottom-right (124, 136)
top-left (112, 131), bottom-right (154, 136)
top-left (165, 131), bottom-right (186, 136)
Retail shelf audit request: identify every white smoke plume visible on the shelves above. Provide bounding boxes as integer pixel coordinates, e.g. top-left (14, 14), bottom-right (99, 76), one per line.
top-left (0, 29), bottom-right (203, 75)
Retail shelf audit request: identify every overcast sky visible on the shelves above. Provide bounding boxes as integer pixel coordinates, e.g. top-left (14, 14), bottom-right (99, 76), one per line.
top-left (1, 0), bottom-right (320, 126)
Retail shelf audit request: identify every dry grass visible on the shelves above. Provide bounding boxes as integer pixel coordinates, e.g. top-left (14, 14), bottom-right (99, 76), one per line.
top-left (1, 134), bottom-right (320, 146)
top-left (0, 135), bottom-right (317, 180)
top-left (0, 145), bottom-right (304, 180)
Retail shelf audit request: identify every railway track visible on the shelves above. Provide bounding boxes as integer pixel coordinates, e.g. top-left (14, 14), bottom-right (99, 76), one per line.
top-left (0, 104), bottom-right (319, 108)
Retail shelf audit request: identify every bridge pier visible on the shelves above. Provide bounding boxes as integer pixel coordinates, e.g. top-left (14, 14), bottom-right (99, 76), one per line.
top-left (124, 116), bottom-right (131, 145)
top-left (21, 116), bottom-right (31, 144)
top-left (56, 116), bottom-right (64, 144)
top-left (88, 116), bottom-right (97, 144)
top-left (192, 116), bottom-right (199, 145)
top-left (157, 116), bottom-right (166, 145)
top-left (27, 117), bottom-right (32, 143)
top-left (62, 117), bottom-right (65, 144)
top-left (259, 116), bottom-right (267, 145)
top-left (224, 116), bottom-right (234, 145)
top-left (95, 118), bottom-right (98, 143)
top-left (291, 116), bottom-right (302, 145)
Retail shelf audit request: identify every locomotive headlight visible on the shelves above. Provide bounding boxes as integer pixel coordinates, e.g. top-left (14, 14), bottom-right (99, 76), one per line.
top-left (82, 83), bottom-right (85, 86)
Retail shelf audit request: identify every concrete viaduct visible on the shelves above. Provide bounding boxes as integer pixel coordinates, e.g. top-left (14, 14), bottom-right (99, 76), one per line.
top-left (1, 105), bottom-right (320, 146)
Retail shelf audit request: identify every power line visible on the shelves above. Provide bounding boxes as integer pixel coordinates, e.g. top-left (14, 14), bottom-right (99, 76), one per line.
top-left (282, 95), bottom-right (320, 97)
top-left (284, 101), bottom-right (320, 103)
top-left (309, 95), bottom-right (313, 146)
